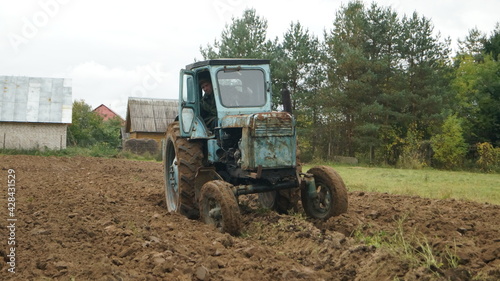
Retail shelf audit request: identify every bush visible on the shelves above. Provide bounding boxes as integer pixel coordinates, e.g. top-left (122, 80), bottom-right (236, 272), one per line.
top-left (67, 100), bottom-right (122, 148)
top-left (397, 123), bottom-right (429, 169)
top-left (431, 115), bottom-right (468, 169)
top-left (476, 142), bottom-right (500, 172)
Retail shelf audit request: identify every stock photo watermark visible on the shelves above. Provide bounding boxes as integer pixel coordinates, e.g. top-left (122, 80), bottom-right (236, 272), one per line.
top-left (6, 169), bottom-right (17, 273)
top-left (131, 64), bottom-right (169, 97)
top-left (212, 0), bottom-right (246, 22)
top-left (8, 0), bottom-right (71, 54)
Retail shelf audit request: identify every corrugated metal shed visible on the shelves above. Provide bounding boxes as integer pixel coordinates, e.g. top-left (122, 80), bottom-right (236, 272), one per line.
top-left (125, 97), bottom-right (178, 133)
top-left (0, 76), bottom-right (72, 123)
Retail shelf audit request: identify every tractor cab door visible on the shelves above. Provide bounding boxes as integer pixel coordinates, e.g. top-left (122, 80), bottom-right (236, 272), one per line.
top-left (179, 70), bottom-right (212, 138)
top-left (179, 70), bottom-right (196, 138)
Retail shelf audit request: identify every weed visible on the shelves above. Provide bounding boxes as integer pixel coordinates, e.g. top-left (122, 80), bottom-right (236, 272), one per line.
top-left (416, 238), bottom-right (443, 269)
top-left (239, 231), bottom-right (251, 238)
top-left (352, 226), bottom-right (387, 248)
top-left (390, 215), bottom-right (412, 257)
top-left (255, 207), bottom-right (271, 215)
top-left (354, 215), bottom-right (451, 274)
top-left (444, 240), bottom-right (460, 268)
top-left (287, 209), bottom-right (305, 219)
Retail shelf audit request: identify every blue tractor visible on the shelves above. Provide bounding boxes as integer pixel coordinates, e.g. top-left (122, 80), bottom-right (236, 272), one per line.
top-left (163, 59), bottom-right (348, 235)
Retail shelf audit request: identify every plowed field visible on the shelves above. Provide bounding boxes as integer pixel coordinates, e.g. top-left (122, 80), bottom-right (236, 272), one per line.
top-left (0, 155), bottom-right (498, 280)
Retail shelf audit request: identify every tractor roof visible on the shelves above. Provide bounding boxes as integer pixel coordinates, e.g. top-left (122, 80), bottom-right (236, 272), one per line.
top-left (185, 58), bottom-right (270, 70)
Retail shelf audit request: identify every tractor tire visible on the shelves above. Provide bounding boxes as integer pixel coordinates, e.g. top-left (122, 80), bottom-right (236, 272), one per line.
top-left (199, 180), bottom-right (241, 235)
top-left (275, 188), bottom-right (300, 214)
top-left (258, 152), bottom-right (302, 213)
top-left (258, 191), bottom-right (277, 209)
top-left (164, 122), bottom-right (204, 219)
top-left (274, 149), bottom-right (302, 214)
top-left (301, 165), bottom-right (348, 220)
top-left (258, 189), bottom-right (299, 214)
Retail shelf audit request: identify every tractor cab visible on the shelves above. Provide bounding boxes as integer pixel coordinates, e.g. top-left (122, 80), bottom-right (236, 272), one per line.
top-left (178, 59), bottom-right (272, 139)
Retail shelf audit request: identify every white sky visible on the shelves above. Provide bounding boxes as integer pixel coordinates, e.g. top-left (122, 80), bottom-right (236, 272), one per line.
top-left (1, 0), bottom-right (498, 118)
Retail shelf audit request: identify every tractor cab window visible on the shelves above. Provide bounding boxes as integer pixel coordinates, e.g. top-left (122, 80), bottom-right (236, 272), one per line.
top-left (217, 69), bottom-right (266, 107)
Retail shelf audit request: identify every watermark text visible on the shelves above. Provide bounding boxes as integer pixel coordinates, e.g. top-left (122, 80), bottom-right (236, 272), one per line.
top-left (8, 0), bottom-right (71, 53)
top-left (6, 169), bottom-right (17, 273)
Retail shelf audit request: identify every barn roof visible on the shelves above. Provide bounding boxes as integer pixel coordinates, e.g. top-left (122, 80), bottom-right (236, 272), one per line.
top-left (125, 97), bottom-right (178, 133)
top-left (0, 76), bottom-right (72, 123)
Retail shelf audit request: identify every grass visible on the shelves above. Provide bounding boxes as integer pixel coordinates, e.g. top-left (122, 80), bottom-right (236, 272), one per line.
top-left (303, 164), bottom-right (500, 205)
top-left (354, 216), bottom-right (461, 275)
top-left (2, 148), bottom-right (498, 205)
top-left (0, 145), bottom-right (162, 162)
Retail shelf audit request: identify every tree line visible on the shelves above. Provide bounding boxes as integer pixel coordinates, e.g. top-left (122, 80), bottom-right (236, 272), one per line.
top-left (200, 1), bottom-right (500, 171)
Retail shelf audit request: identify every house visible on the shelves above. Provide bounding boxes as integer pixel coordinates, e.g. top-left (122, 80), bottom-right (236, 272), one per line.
top-left (0, 76), bottom-right (72, 150)
top-left (93, 104), bottom-right (124, 123)
top-left (125, 97), bottom-right (178, 144)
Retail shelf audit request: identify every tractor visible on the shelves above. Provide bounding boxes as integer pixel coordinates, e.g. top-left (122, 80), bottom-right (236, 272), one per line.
top-left (163, 59), bottom-right (348, 235)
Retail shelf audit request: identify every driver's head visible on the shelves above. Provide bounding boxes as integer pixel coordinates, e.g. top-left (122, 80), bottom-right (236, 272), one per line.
top-left (199, 79), bottom-right (213, 95)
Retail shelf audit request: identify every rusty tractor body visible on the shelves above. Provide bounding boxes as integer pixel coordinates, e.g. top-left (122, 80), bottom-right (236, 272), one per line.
top-left (163, 59), bottom-right (348, 234)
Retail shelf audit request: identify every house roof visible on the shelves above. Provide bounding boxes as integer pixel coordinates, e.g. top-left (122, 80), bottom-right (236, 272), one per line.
top-left (0, 76), bottom-right (72, 124)
top-left (93, 104), bottom-right (124, 122)
top-left (125, 97), bottom-right (178, 133)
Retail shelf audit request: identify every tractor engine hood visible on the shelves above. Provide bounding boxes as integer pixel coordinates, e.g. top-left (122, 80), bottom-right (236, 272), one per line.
top-left (220, 112), bottom-right (296, 170)
top-left (220, 112), bottom-right (295, 136)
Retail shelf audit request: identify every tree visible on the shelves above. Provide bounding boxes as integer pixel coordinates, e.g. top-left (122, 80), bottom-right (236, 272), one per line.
top-left (68, 100), bottom-right (103, 146)
top-left (484, 23), bottom-right (500, 61)
top-left (273, 22), bottom-right (325, 160)
top-left (457, 27), bottom-right (486, 62)
top-left (200, 9), bottom-right (272, 59)
top-left (398, 12), bottom-right (452, 136)
top-left (431, 115), bottom-right (467, 169)
top-left (453, 53), bottom-right (500, 146)
top-left (324, 1), bottom-right (452, 163)
top-left (67, 100), bottom-right (122, 148)
top-left (325, 0), bottom-right (371, 157)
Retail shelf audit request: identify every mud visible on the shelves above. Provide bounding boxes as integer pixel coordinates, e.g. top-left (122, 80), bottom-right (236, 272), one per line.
top-left (0, 155), bottom-right (498, 280)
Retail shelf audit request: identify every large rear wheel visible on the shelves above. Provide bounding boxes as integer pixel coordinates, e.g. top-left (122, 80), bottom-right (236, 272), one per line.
top-left (301, 166), bottom-right (348, 220)
top-left (199, 180), bottom-right (241, 235)
top-left (164, 122), bottom-right (204, 219)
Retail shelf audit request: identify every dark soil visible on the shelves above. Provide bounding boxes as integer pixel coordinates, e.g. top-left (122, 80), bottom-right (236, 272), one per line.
top-left (0, 155), bottom-right (498, 280)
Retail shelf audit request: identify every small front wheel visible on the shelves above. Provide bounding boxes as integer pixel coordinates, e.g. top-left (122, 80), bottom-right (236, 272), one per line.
top-left (258, 191), bottom-right (277, 209)
top-left (301, 166), bottom-right (348, 220)
top-left (199, 180), bottom-right (241, 235)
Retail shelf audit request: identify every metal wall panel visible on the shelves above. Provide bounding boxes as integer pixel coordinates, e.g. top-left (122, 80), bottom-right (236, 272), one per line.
top-left (0, 76), bottom-right (72, 123)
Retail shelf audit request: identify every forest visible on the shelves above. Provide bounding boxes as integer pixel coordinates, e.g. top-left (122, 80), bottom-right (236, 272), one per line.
top-left (200, 1), bottom-right (500, 171)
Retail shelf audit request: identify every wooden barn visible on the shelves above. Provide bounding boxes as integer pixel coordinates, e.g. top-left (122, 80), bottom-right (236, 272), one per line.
top-left (0, 76), bottom-right (72, 150)
top-left (124, 97), bottom-right (178, 144)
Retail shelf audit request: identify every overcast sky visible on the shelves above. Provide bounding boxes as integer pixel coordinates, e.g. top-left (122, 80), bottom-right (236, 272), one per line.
top-left (1, 0), bottom-right (498, 119)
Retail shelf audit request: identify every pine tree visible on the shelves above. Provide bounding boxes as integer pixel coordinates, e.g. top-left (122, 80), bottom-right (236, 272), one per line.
top-left (273, 22), bottom-right (324, 160)
top-left (484, 23), bottom-right (500, 61)
top-left (200, 9), bottom-right (271, 59)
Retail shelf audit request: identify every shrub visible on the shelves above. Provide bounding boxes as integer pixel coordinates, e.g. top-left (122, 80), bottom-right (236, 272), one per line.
top-left (431, 115), bottom-right (468, 169)
top-left (397, 123), bottom-right (428, 169)
top-left (476, 142), bottom-right (500, 172)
